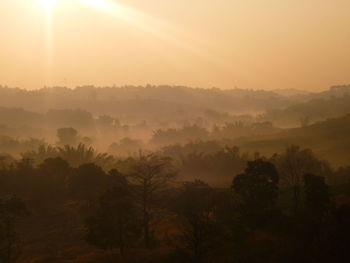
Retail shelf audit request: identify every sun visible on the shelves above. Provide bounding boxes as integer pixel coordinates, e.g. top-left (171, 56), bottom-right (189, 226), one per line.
top-left (37, 0), bottom-right (57, 11)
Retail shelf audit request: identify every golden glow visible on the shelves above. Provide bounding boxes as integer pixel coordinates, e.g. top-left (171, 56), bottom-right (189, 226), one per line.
top-left (0, 0), bottom-right (350, 90)
top-left (37, 0), bottom-right (236, 86)
top-left (37, 0), bottom-right (57, 86)
top-left (76, 0), bottom-right (235, 74)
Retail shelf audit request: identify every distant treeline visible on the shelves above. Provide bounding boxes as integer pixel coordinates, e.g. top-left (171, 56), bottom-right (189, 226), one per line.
top-left (0, 85), bottom-right (291, 116)
top-left (2, 113), bottom-right (350, 167)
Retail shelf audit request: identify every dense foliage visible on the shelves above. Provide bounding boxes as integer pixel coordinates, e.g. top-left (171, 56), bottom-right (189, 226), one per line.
top-left (0, 144), bottom-right (349, 262)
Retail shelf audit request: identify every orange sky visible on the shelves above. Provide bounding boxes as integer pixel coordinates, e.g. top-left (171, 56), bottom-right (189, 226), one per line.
top-left (1, 0), bottom-right (350, 90)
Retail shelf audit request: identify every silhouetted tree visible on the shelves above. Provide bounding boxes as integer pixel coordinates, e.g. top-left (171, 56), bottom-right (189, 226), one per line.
top-left (0, 197), bottom-right (27, 263)
top-left (107, 169), bottom-right (128, 187)
top-left (57, 127), bottom-right (78, 146)
top-left (172, 180), bottom-right (217, 263)
top-left (287, 174), bottom-right (334, 263)
top-left (330, 204), bottom-right (350, 261)
top-left (68, 163), bottom-right (108, 201)
top-left (21, 145), bottom-right (58, 167)
top-left (58, 144), bottom-right (114, 169)
top-left (86, 183), bottom-right (139, 257)
top-left (273, 146), bottom-right (331, 213)
top-left (35, 158), bottom-right (72, 204)
top-left (38, 157), bottom-right (71, 183)
top-left (304, 173), bottom-right (331, 218)
top-left (232, 159), bottom-right (279, 229)
top-left (128, 154), bottom-right (176, 248)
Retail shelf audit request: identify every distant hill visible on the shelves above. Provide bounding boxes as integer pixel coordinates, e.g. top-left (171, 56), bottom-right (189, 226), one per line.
top-left (311, 85), bottom-right (350, 99)
top-left (264, 86), bottom-right (350, 127)
top-left (2, 85), bottom-right (350, 128)
top-left (272, 88), bottom-right (312, 97)
top-left (0, 85), bottom-right (292, 119)
top-left (236, 114), bottom-right (350, 167)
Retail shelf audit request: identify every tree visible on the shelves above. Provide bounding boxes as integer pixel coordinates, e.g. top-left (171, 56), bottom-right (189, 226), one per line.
top-left (57, 144), bottom-right (114, 169)
top-left (172, 180), bottom-right (217, 263)
top-left (96, 115), bottom-right (114, 127)
top-left (273, 146), bottom-right (331, 213)
top-left (47, 109), bottom-right (94, 130)
top-left (21, 145), bottom-right (58, 167)
top-left (0, 155), bottom-right (15, 170)
top-left (151, 125), bottom-right (209, 146)
top-left (108, 138), bottom-right (144, 156)
top-left (86, 183), bottom-right (139, 257)
top-left (35, 158), bottom-right (72, 203)
top-left (68, 163), bottom-right (108, 201)
top-left (330, 204), bottom-right (350, 261)
top-left (128, 153), bottom-right (176, 248)
top-left (232, 159), bottom-right (279, 229)
top-left (290, 174), bottom-right (333, 262)
top-left (56, 127), bottom-right (78, 146)
top-left (304, 173), bottom-right (331, 218)
top-left (38, 157), bottom-right (71, 183)
top-left (0, 197), bottom-right (27, 263)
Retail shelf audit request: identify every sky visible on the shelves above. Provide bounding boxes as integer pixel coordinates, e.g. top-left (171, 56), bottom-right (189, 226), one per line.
top-left (0, 0), bottom-right (350, 90)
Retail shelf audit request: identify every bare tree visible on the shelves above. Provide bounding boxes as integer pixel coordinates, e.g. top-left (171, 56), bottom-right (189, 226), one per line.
top-left (273, 146), bottom-right (331, 213)
top-left (128, 153), bottom-right (176, 248)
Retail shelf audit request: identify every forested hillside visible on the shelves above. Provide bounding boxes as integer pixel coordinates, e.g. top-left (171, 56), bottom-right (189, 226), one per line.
top-left (0, 85), bottom-right (350, 263)
top-left (236, 114), bottom-right (350, 166)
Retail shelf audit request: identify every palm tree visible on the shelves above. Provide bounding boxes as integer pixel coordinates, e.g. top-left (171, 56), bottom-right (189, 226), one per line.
top-left (57, 143), bottom-right (114, 169)
top-left (21, 144), bottom-right (58, 166)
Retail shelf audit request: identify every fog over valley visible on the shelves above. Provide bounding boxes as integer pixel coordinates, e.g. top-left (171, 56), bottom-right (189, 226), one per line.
top-left (1, 0), bottom-right (350, 262)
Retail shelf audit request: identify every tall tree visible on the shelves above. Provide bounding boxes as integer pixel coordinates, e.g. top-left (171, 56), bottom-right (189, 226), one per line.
top-left (294, 174), bottom-right (333, 262)
top-left (86, 182), bottom-right (139, 257)
top-left (0, 197), bottom-right (27, 263)
top-left (128, 153), bottom-right (176, 248)
top-left (172, 180), bottom-right (217, 263)
top-left (273, 146), bottom-right (331, 213)
top-left (304, 173), bottom-right (331, 218)
top-left (232, 159), bottom-right (279, 229)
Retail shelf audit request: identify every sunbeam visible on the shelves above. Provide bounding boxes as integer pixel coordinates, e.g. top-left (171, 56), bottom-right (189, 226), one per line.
top-left (38, 0), bottom-right (57, 10)
top-left (35, 0), bottom-right (239, 86)
top-left (38, 0), bottom-right (57, 86)
top-left (77, 0), bottom-right (236, 74)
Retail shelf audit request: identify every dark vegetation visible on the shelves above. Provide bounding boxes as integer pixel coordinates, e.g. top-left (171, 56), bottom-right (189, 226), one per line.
top-left (0, 149), bottom-right (349, 263)
top-left (0, 85), bottom-right (350, 262)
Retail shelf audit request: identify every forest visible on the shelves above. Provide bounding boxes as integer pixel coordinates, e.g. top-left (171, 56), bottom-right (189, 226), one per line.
top-left (0, 85), bottom-right (350, 263)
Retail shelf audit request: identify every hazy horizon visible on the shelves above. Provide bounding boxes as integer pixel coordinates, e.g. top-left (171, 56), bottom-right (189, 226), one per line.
top-left (2, 2), bottom-right (350, 262)
top-left (0, 83), bottom-right (343, 93)
top-left (1, 0), bottom-right (350, 91)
